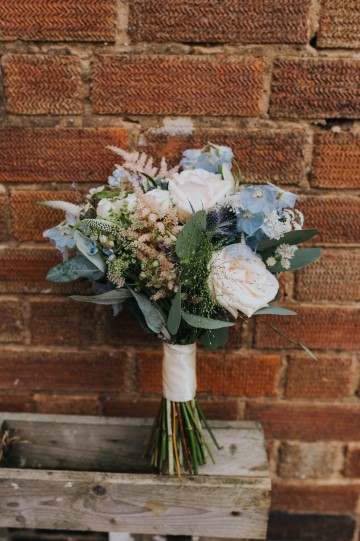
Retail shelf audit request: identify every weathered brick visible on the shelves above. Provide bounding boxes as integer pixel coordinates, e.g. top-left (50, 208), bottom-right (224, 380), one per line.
top-left (318, 0), bottom-right (360, 48)
top-left (140, 128), bottom-right (307, 184)
top-left (285, 353), bottom-right (354, 399)
top-left (294, 250), bottom-right (360, 302)
top-left (0, 128), bottom-right (127, 183)
top-left (0, 392), bottom-right (33, 413)
top-left (0, 192), bottom-right (9, 242)
top-left (10, 190), bottom-right (76, 241)
top-left (254, 306), bottom-right (360, 351)
top-left (278, 442), bottom-right (342, 479)
top-left (34, 393), bottom-right (100, 415)
top-left (0, 0), bottom-right (116, 42)
top-left (129, 0), bottom-right (310, 44)
top-left (2, 55), bottom-right (83, 115)
top-left (246, 402), bottom-right (360, 441)
top-left (0, 247), bottom-right (90, 294)
top-left (298, 197), bottom-right (360, 244)
top-left (271, 482), bottom-right (360, 514)
top-left (270, 59), bottom-right (360, 118)
top-left (28, 298), bottom-right (99, 347)
top-left (100, 308), bottom-right (154, 347)
top-left (0, 300), bottom-right (25, 343)
top-left (344, 445), bottom-right (360, 478)
top-left (103, 396), bottom-right (241, 420)
top-left (268, 512), bottom-right (356, 541)
top-left (0, 348), bottom-right (129, 392)
top-left (91, 55), bottom-right (264, 116)
top-left (312, 132), bottom-right (360, 189)
top-left (137, 350), bottom-right (280, 397)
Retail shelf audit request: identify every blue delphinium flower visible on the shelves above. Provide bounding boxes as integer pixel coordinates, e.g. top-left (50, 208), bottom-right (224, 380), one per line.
top-left (108, 167), bottom-right (130, 186)
top-left (274, 187), bottom-right (297, 210)
top-left (236, 210), bottom-right (264, 236)
top-left (43, 225), bottom-right (75, 260)
top-left (180, 143), bottom-right (234, 173)
top-left (238, 185), bottom-right (277, 214)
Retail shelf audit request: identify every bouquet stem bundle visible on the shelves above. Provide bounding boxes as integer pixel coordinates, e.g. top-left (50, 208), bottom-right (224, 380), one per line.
top-left (143, 397), bottom-right (221, 476)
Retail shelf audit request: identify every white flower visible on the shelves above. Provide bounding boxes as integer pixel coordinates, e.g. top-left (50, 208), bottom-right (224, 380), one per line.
top-left (168, 168), bottom-right (233, 223)
top-left (208, 244), bottom-right (279, 318)
top-left (96, 197), bottom-right (126, 220)
top-left (266, 256), bottom-right (277, 267)
top-left (143, 188), bottom-right (172, 216)
top-left (125, 193), bottom-right (137, 212)
top-left (88, 185), bottom-right (105, 197)
top-left (277, 244), bottom-right (298, 259)
top-left (261, 210), bottom-right (292, 240)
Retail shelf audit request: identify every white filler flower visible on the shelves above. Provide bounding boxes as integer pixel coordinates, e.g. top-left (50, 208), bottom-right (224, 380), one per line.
top-left (208, 244), bottom-right (279, 318)
top-left (169, 168), bottom-right (233, 223)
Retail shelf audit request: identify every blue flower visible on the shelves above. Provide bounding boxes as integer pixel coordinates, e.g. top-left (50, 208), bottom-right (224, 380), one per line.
top-left (86, 240), bottom-right (98, 256)
top-left (180, 144), bottom-right (234, 173)
top-left (43, 225), bottom-right (75, 259)
top-left (238, 185), bottom-right (277, 214)
top-left (275, 188), bottom-right (297, 210)
top-left (236, 210), bottom-right (264, 236)
top-left (180, 149), bottom-right (202, 170)
top-left (108, 167), bottom-right (130, 186)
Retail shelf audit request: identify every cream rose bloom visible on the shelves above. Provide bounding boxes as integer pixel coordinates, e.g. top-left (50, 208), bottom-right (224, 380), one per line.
top-left (208, 244), bottom-right (279, 318)
top-left (168, 168), bottom-right (233, 223)
top-left (144, 188), bottom-right (172, 216)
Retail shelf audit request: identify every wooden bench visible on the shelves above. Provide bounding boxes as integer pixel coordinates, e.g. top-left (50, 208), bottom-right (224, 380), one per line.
top-left (0, 413), bottom-right (270, 539)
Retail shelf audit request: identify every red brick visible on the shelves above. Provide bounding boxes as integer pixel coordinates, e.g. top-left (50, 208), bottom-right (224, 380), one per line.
top-left (294, 249), bottom-right (360, 302)
top-left (312, 132), bottom-right (360, 189)
top-left (318, 0), bottom-right (360, 48)
top-left (246, 402), bottom-right (360, 441)
top-left (268, 513), bottom-right (356, 541)
top-left (270, 59), bottom-right (360, 118)
top-left (91, 55), bottom-right (264, 116)
top-left (0, 392), bottom-right (33, 413)
top-left (0, 128), bottom-right (127, 183)
top-left (298, 196), bottom-right (360, 244)
top-left (254, 306), bottom-right (360, 351)
top-left (271, 482), bottom-right (360, 514)
top-left (10, 190), bottom-right (76, 241)
top-left (0, 247), bottom-right (90, 295)
top-left (129, 0), bottom-right (310, 44)
top-left (137, 350), bottom-right (280, 397)
top-left (0, 192), bottom-right (9, 242)
top-left (34, 393), bottom-right (100, 415)
top-left (344, 446), bottom-right (360, 478)
top-left (0, 348), bottom-right (130, 392)
top-left (28, 298), bottom-right (99, 347)
top-left (0, 0), bottom-right (116, 42)
top-left (278, 442), bottom-right (342, 479)
top-left (2, 55), bottom-right (83, 115)
top-left (100, 308), bottom-right (155, 347)
top-left (285, 353), bottom-right (354, 399)
top-left (140, 128), bottom-right (307, 184)
top-left (0, 300), bottom-right (25, 343)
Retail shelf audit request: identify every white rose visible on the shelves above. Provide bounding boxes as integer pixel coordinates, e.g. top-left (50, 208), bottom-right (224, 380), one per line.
top-left (208, 244), bottom-right (279, 318)
top-left (143, 188), bottom-right (171, 215)
top-left (96, 197), bottom-right (126, 220)
top-left (125, 193), bottom-right (137, 212)
top-left (168, 168), bottom-right (233, 223)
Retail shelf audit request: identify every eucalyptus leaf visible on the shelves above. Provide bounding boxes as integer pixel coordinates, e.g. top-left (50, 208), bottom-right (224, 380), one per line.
top-left (71, 289), bottom-right (132, 305)
top-left (259, 320), bottom-right (318, 361)
top-left (201, 327), bottom-right (229, 349)
top-left (182, 312), bottom-right (234, 330)
top-left (257, 229), bottom-right (319, 252)
top-left (167, 286), bottom-right (182, 335)
top-left (253, 306), bottom-right (297, 316)
top-left (175, 210), bottom-right (206, 258)
top-left (268, 248), bottom-right (321, 273)
top-left (74, 230), bottom-right (106, 273)
top-left (46, 254), bottom-right (104, 283)
top-left (129, 289), bottom-right (164, 334)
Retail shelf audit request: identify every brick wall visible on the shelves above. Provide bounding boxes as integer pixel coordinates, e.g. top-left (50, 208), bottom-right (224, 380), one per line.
top-left (0, 1), bottom-right (359, 540)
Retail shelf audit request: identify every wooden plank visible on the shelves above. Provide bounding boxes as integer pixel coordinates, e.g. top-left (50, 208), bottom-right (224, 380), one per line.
top-left (0, 469), bottom-right (270, 538)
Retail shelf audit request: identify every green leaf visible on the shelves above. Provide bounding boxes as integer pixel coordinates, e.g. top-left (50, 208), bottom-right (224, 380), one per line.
top-left (257, 229), bottom-right (319, 252)
top-left (253, 306), bottom-right (297, 316)
top-left (167, 286), bottom-right (182, 335)
top-left (74, 230), bottom-right (106, 273)
top-left (299, 343), bottom-right (318, 362)
top-left (268, 248), bottom-right (321, 273)
top-left (201, 327), bottom-right (229, 349)
top-left (71, 289), bottom-right (132, 305)
top-left (182, 312), bottom-right (234, 330)
top-left (129, 289), bottom-right (164, 334)
top-left (37, 200), bottom-right (80, 215)
top-left (175, 210), bottom-right (206, 258)
top-left (259, 320), bottom-right (318, 361)
top-left (46, 254), bottom-right (104, 283)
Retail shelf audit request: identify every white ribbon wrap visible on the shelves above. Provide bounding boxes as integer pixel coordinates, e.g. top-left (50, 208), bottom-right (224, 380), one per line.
top-left (162, 343), bottom-right (197, 402)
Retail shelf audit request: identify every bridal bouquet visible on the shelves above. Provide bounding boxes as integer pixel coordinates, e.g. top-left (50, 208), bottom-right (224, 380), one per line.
top-left (40, 142), bottom-right (320, 476)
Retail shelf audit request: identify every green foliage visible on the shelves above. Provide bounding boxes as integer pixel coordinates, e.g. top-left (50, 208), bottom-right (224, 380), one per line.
top-left (201, 327), bottom-right (229, 349)
top-left (257, 228), bottom-right (319, 252)
top-left (71, 289), bottom-right (132, 305)
top-left (73, 230), bottom-right (106, 273)
top-left (175, 210), bottom-right (206, 258)
top-left (129, 288), bottom-right (164, 334)
top-left (182, 312), bottom-right (234, 330)
top-left (46, 254), bottom-right (104, 283)
top-left (268, 248), bottom-right (321, 273)
top-left (167, 286), bottom-right (182, 335)
top-left (253, 306), bottom-right (297, 316)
